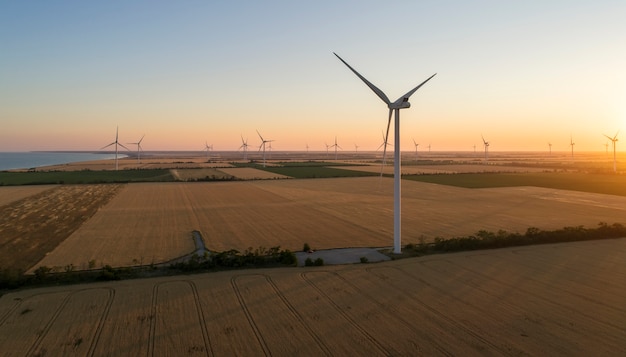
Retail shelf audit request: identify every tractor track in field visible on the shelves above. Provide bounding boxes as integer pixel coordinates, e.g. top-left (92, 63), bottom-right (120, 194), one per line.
top-left (230, 275), bottom-right (271, 356)
top-left (320, 270), bottom-right (454, 356)
top-left (365, 266), bottom-right (518, 355)
top-left (439, 256), bottom-right (626, 333)
top-left (301, 271), bottom-right (394, 356)
top-left (231, 273), bottom-right (332, 356)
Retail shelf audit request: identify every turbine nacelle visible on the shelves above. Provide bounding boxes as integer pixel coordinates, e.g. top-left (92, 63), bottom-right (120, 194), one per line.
top-left (389, 97), bottom-right (411, 110)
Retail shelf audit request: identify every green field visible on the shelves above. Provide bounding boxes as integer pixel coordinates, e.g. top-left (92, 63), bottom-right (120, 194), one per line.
top-left (0, 169), bottom-right (174, 185)
top-left (258, 165), bottom-right (377, 179)
top-left (404, 172), bottom-right (626, 196)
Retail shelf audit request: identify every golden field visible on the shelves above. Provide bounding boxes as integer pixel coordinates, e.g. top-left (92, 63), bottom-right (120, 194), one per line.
top-left (1, 238), bottom-right (625, 355)
top-left (0, 175), bottom-right (622, 271)
top-left (1, 153), bottom-right (626, 355)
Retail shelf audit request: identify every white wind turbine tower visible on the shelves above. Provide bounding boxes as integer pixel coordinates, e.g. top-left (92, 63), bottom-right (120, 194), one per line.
top-left (239, 135), bottom-right (249, 160)
top-left (548, 142), bottom-right (552, 155)
top-left (330, 136), bottom-right (342, 160)
top-left (412, 138), bottom-right (419, 161)
top-left (604, 132), bottom-right (619, 172)
top-left (354, 143), bottom-right (359, 153)
top-left (257, 130), bottom-right (273, 167)
top-left (335, 52), bottom-right (436, 254)
top-left (481, 135), bottom-right (490, 163)
top-left (128, 134), bottom-right (145, 165)
top-left (570, 135), bottom-right (575, 159)
top-left (101, 126), bottom-right (130, 171)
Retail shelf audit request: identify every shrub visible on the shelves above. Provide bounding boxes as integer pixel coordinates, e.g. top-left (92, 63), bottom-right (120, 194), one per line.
top-left (304, 258), bottom-right (314, 266)
top-left (303, 243), bottom-right (311, 252)
top-left (279, 250), bottom-right (297, 265)
top-left (360, 257), bottom-right (369, 264)
top-left (34, 266), bottom-right (52, 280)
top-left (314, 258), bottom-right (324, 266)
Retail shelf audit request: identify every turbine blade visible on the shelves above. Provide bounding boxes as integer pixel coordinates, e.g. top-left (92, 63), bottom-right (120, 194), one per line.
top-left (118, 143), bottom-right (131, 151)
top-left (101, 142), bottom-right (116, 150)
top-left (394, 73), bottom-right (437, 104)
top-left (256, 129), bottom-right (264, 141)
top-left (334, 52), bottom-right (391, 105)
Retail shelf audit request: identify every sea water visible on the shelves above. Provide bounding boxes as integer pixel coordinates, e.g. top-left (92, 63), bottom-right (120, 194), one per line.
top-left (0, 152), bottom-right (125, 171)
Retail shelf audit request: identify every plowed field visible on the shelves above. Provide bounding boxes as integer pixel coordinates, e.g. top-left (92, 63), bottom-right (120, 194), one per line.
top-left (2, 238), bottom-right (624, 356)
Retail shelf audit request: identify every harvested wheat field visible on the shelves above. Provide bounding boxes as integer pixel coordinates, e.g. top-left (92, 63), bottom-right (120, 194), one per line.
top-left (0, 185), bottom-right (123, 272)
top-left (2, 238), bottom-right (625, 356)
top-left (0, 186), bottom-right (55, 206)
top-left (30, 176), bottom-right (626, 271)
top-left (338, 164), bottom-right (550, 175)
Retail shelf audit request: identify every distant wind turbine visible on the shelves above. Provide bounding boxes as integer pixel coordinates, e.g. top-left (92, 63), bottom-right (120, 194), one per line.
top-left (330, 136), bottom-right (342, 160)
top-left (604, 131), bottom-right (619, 172)
top-left (354, 143), bottom-right (359, 153)
top-left (377, 130), bottom-right (392, 165)
top-left (239, 135), bottom-right (249, 160)
top-left (570, 135), bottom-right (575, 159)
top-left (101, 126), bottom-right (130, 171)
top-left (481, 135), bottom-right (490, 162)
top-left (548, 142), bottom-right (552, 155)
top-left (412, 138), bottom-right (419, 161)
top-left (257, 130), bottom-right (273, 167)
top-left (204, 142), bottom-right (213, 160)
top-left (335, 52), bottom-right (436, 254)
top-left (128, 134), bottom-right (145, 165)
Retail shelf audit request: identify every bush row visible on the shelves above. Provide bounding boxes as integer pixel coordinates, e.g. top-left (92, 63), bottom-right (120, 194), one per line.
top-left (405, 222), bottom-right (626, 255)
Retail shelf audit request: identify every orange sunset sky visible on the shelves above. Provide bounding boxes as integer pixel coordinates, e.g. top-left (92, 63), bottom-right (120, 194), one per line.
top-left (1, 1), bottom-right (625, 153)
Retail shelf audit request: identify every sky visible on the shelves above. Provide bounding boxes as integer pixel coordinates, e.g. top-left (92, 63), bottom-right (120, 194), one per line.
top-left (1, 1), bottom-right (625, 152)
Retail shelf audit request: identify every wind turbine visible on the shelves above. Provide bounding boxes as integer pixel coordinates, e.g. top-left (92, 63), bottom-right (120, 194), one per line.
top-left (570, 135), bottom-right (575, 159)
top-left (481, 135), bottom-right (490, 162)
top-left (354, 143), bottom-right (359, 153)
top-left (239, 135), bottom-right (249, 160)
top-left (335, 52), bottom-right (436, 254)
top-left (257, 130), bottom-right (273, 167)
top-left (377, 130), bottom-right (392, 165)
top-left (548, 142), bottom-right (552, 156)
top-left (412, 138), bottom-right (419, 161)
top-left (204, 142), bottom-right (213, 160)
top-left (101, 126), bottom-right (130, 171)
top-left (330, 136), bottom-right (342, 160)
top-left (604, 131), bottom-right (619, 172)
top-left (128, 134), bottom-right (145, 165)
